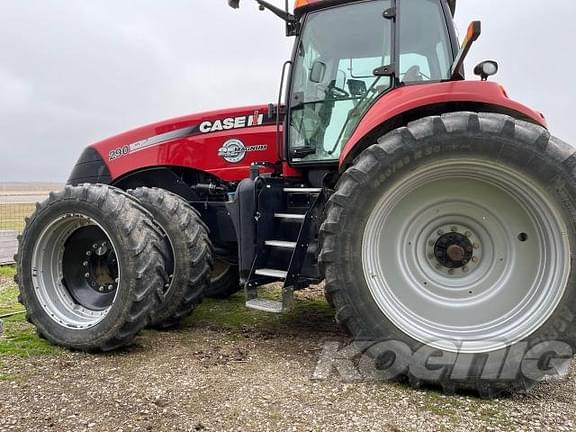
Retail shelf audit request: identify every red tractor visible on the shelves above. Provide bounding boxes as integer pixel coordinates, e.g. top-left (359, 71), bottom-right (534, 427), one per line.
top-left (16, 0), bottom-right (576, 395)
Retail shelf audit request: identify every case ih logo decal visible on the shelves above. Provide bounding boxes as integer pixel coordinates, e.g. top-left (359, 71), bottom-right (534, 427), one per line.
top-left (218, 139), bottom-right (267, 163)
top-left (108, 110), bottom-right (269, 161)
top-left (199, 111), bottom-right (264, 134)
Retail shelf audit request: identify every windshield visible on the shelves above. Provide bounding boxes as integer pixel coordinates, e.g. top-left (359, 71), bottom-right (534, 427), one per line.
top-left (289, 0), bottom-right (393, 162)
top-left (288, 0), bottom-right (453, 162)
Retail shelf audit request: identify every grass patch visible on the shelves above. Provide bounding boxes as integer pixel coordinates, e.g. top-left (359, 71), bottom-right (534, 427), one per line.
top-left (0, 317), bottom-right (60, 357)
top-left (185, 284), bottom-right (335, 334)
top-left (0, 265), bottom-right (22, 316)
top-left (0, 373), bottom-right (19, 381)
top-left (189, 291), bottom-right (280, 330)
top-left (0, 265), bottom-right (60, 357)
top-left (0, 264), bottom-right (16, 279)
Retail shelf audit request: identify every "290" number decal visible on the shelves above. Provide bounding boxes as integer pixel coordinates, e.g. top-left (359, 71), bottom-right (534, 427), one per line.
top-left (108, 146), bottom-right (130, 161)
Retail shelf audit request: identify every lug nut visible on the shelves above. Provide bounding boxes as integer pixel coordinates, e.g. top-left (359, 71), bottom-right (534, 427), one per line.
top-left (99, 286), bottom-right (104, 292)
top-left (437, 229), bottom-right (444, 236)
top-left (463, 266), bottom-right (469, 273)
top-left (107, 285), bottom-right (113, 291)
top-left (93, 244), bottom-right (99, 249)
top-left (86, 251), bottom-right (92, 256)
top-left (472, 256), bottom-right (479, 263)
top-left (428, 254), bottom-right (434, 260)
top-left (465, 231), bottom-right (472, 238)
top-left (115, 278), bottom-right (119, 284)
top-left (428, 240), bottom-right (435, 247)
top-left (83, 261), bottom-right (88, 267)
top-left (84, 272), bottom-right (90, 278)
top-left (451, 226), bottom-right (458, 232)
top-left (435, 264), bottom-right (442, 270)
top-left (473, 243), bottom-right (480, 250)
top-left (448, 269), bottom-right (455, 275)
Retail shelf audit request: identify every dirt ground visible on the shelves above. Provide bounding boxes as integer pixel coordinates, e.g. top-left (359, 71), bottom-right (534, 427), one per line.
top-left (1, 273), bottom-right (575, 432)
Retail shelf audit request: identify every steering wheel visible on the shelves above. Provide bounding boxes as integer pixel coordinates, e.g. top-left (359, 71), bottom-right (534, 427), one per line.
top-left (327, 85), bottom-right (350, 99)
top-left (402, 65), bottom-right (430, 82)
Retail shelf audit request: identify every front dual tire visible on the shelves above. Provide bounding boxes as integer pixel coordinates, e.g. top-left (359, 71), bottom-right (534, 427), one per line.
top-left (16, 185), bottom-right (213, 351)
top-left (321, 112), bottom-right (576, 394)
top-left (16, 185), bottom-right (168, 351)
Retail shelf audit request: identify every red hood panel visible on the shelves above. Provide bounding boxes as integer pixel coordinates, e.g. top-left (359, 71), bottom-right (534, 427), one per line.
top-left (89, 105), bottom-right (282, 182)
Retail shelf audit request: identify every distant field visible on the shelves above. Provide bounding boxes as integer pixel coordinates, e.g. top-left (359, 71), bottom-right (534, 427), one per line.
top-left (0, 203), bottom-right (36, 232)
top-left (0, 184), bottom-right (60, 261)
top-left (0, 182), bottom-right (63, 193)
top-left (0, 183), bottom-right (61, 232)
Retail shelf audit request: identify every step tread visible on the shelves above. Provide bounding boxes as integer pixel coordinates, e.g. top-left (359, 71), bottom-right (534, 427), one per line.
top-left (255, 268), bottom-right (288, 279)
top-left (265, 240), bottom-right (297, 249)
top-left (283, 187), bottom-right (322, 193)
top-left (274, 213), bottom-right (306, 220)
top-left (246, 298), bottom-right (283, 313)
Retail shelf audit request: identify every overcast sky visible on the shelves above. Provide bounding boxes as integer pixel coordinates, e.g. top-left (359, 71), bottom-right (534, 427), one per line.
top-left (0, 0), bottom-right (574, 182)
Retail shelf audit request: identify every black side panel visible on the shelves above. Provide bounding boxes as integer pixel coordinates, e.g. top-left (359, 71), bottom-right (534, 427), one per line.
top-left (225, 179), bottom-right (257, 276)
top-left (67, 147), bottom-right (112, 185)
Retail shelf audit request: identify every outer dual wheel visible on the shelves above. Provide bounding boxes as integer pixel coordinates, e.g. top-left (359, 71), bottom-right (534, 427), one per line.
top-left (128, 187), bottom-right (212, 328)
top-left (16, 184), bottom-right (168, 351)
top-left (321, 112), bottom-right (576, 395)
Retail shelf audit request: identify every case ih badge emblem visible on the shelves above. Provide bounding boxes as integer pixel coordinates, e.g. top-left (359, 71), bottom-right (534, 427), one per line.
top-left (200, 110), bottom-right (264, 134)
top-left (218, 139), bottom-right (267, 163)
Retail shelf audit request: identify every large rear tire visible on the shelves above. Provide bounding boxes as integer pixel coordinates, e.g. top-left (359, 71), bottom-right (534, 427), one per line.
top-left (16, 184), bottom-right (167, 351)
top-left (320, 113), bottom-right (576, 396)
top-left (128, 187), bottom-right (212, 328)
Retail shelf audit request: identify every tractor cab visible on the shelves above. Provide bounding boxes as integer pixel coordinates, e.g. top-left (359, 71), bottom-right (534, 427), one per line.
top-left (228, 0), bottom-right (486, 165)
top-left (286, 0), bottom-right (458, 162)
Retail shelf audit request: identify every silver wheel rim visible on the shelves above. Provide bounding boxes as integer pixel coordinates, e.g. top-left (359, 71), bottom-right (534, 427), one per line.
top-left (362, 158), bottom-right (570, 353)
top-left (31, 214), bottom-right (120, 329)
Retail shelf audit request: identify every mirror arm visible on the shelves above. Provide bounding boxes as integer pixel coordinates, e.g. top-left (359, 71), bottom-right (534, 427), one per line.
top-left (450, 21), bottom-right (481, 80)
top-left (255, 0), bottom-right (297, 24)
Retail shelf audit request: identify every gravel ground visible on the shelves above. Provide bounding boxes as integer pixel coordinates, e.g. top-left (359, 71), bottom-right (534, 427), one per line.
top-left (1, 286), bottom-right (575, 432)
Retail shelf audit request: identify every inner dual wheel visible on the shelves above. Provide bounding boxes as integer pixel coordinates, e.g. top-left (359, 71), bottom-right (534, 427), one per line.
top-left (128, 187), bottom-right (212, 329)
top-left (321, 112), bottom-right (576, 395)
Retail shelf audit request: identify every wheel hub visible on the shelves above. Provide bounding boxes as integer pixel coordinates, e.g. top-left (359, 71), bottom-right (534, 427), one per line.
top-left (425, 223), bottom-right (481, 275)
top-left (434, 232), bottom-right (473, 269)
top-left (83, 241), bottom-right (118, 294)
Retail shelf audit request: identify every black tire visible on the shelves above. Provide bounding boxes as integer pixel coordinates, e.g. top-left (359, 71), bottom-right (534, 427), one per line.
top-left (128, 187), bottom-right (213, 329)
top-left (205, 260), bottom-right (241, 299)
top-left (16, 184), bottom-right (167, 351)
top-left (320, 112), bottom-right (576, 396)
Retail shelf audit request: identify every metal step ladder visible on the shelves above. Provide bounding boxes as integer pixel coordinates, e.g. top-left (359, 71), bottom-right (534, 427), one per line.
top-left (245, 186), bottom-right (323, 313)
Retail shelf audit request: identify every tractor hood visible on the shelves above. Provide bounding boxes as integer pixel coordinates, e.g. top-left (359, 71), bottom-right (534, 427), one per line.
top-left (68, 105), bottom-right (282, 185)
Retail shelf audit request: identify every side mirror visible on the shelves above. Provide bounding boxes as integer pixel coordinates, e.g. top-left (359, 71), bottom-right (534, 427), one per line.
top-left (228, 0), bottom-right (240, 9)
top-left (474, 60), bottom-right (499, 81)
top-left (309, 61), bottom-right (327, 83)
